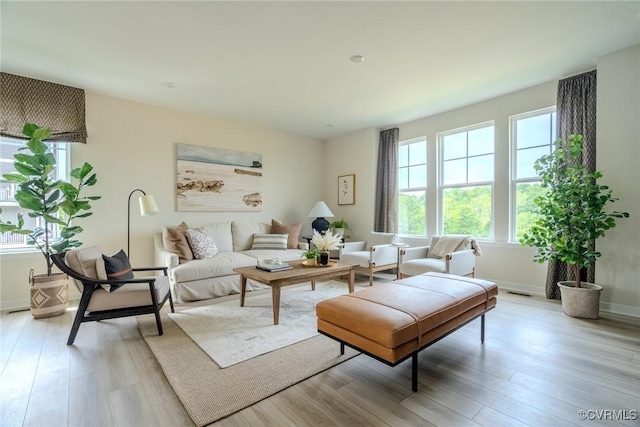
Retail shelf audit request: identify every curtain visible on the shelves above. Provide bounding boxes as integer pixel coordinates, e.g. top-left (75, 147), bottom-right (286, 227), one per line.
top-left (546, 70), bottom-right (597, 299)
top-left (0, 72), bottom-right (87, 143)
top-left (374, 128), bottom-right (399, 233)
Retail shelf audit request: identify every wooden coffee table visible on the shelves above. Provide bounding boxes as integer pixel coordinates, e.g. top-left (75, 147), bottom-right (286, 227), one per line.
top-left (234, 259), bottom-right (356, 325)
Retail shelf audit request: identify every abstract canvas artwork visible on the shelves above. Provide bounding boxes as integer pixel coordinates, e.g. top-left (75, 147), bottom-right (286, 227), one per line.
top-left (176, 143), bottom-right (262, 211)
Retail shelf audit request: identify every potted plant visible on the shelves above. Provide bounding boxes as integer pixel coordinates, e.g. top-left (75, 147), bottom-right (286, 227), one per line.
top-left (301, 248), bottom-right (320, 266)
top-left (520, 134), bottom-right (629, 319)
top-left (0, 124), bottom-right (100, 318)
top-left (311, 230), bottom-right (342, 265)
top-left (329, 219), bottom-right (349, 238)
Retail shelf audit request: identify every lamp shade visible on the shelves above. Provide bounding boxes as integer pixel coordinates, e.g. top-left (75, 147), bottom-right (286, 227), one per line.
top-left (139, 194), bottom-right (159, 216)
top-left (307, 201), bottom-right (334, 218)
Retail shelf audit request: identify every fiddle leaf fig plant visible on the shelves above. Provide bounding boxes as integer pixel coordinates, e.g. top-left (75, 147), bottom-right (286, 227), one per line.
top-left (519, 134), bottom-right (629, 288)
top-left (0, 123), bottom-right (101, 276)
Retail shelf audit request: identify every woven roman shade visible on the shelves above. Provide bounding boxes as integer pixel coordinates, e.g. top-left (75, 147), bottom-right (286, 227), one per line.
top-left (0, 72), bottom-right (87, 143)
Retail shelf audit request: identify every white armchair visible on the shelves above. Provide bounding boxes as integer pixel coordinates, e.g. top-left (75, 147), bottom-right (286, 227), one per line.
top-left (339, 231), bottom-right (397, 286)
top-left (399, 234), bottom-right (480, 279)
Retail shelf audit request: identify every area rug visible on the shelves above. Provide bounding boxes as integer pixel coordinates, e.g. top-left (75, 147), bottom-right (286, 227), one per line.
top-left (138, 282), bottom-right (359, 426)
top-left (167, 280), bottom-right (352, 367)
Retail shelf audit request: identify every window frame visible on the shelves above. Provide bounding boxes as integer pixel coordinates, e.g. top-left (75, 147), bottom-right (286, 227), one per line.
top-left (509, 106), bottom-right (556, 242)
top-left (438, 121), bottom-right (495, 239)
top-left (398, 136), bottom-right (427, 237)
top-left (0, 136), bottom-right (70, 251)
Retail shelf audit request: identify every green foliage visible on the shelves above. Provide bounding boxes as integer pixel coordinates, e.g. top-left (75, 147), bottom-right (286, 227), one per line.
top-left (301, 248), bottom-right (320, 259)
top-left (398, 192), bottom-right (425, 235)
top-left (443, 187), bottom-right (491, 238)
top-left (0, 124), bottom-right (101, 276)
top-left (329, 219), bottom-right (349, 229)
top-left (519, 134), bottom-right (629, 287)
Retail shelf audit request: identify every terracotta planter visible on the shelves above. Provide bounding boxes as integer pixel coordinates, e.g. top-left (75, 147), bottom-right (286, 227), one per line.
top-left (558, 281), bottom-right (602, 320)
top-left (30, 270), bottom-right (69, 319)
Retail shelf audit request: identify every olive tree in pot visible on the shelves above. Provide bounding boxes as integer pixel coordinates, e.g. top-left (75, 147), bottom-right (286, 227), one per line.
top-left (520, 134), bottom-right (629, 319)
top-left (0, 124), bottom-right (100, 318)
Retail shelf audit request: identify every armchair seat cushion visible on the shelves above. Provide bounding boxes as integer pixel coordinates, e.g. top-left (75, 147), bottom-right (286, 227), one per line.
top-left (86, 275), bottom-right (171, 312)
top-left (339, 251), bottom-right (374, 268)
top-left (399, 258), bottom-right (446, 277)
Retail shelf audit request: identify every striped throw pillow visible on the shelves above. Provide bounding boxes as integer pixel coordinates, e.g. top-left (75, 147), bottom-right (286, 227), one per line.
top-left (251, 234), bottom-right (289, 250)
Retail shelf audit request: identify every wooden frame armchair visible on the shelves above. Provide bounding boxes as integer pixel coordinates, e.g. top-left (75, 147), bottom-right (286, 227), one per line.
top-left (51, 246), bottom-right (174, 345)
top-left (398, 235), bottom-right (478, 279)
top-left (339, 232), bottom-right (397, 286)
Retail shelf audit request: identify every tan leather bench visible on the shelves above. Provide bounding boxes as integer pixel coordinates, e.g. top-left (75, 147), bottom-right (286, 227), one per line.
top-left (316, 272), bottom-right (498, 391)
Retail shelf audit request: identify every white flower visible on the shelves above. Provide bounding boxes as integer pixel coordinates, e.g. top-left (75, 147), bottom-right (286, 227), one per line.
top-left (310, 230), bottom-right (341, 251)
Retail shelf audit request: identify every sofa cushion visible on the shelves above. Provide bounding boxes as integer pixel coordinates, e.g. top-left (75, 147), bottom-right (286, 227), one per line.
top-left (271, 219), bottom-right (302, 249)
top-left (186, 228), bottom-right (219, 259)
top-left (250, 233), bottom-right (288, 250)
top-left (231, 221), bottom-right (270, 252)
top-left (162, 222), bottom-right (193, 263)
top-left (200, 222), bottom-right (233, 253)
top-left (170, 252), bottom-right (258, 283)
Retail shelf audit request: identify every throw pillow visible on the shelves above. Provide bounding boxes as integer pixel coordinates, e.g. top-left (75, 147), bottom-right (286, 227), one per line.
top-left (100, 249), bottom-right (134, 292)
top-left (250, 233), bottom-right (288, 250)
top-left (271, 219), bottom-right (302, 249)
top-left (162, 221), bottom-right (194, 263)
top-left (186, 228), bottom-right (219, 259)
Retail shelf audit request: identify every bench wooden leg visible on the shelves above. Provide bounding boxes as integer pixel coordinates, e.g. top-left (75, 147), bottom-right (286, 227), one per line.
top-left (412, 353), bottom-right (418, 392)
top-left (340, 342), bottom-right (345, 356)
top-left (481, 314), bottom-right (485, 343)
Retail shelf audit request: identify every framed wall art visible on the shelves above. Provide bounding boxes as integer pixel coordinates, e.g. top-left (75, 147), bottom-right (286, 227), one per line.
top-left (176, 143), bottom-right (263, 211)
top-left (338, 174), bottom-right (355, 205)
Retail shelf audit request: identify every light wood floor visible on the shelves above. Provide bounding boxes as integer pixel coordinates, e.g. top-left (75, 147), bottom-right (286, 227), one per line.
top-left (1, 273), bottom-right (639, 427)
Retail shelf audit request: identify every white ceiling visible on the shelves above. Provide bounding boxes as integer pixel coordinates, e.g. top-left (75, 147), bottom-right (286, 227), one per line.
top-left (2, 1), bottom-right (639, 140)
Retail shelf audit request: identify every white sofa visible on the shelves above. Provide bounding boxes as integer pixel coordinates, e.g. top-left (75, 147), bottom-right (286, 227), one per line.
top-left (154, 221), bottom-right (305, 303)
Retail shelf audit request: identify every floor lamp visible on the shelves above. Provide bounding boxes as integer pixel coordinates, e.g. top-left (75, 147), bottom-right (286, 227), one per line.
top-left (127, 189), bottom-right (159, 257)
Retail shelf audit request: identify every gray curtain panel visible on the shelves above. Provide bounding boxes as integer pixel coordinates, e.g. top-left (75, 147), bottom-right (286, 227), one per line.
top-left (374, 127), bottom-right (399, 233)
top-left (0, 72), bottom-right (87, 143)
top-left (546, 70), bottom-right (597, 299)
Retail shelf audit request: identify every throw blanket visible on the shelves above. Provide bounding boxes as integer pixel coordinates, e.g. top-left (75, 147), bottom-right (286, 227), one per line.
top-left (430, 235), bottom-right (483, 258)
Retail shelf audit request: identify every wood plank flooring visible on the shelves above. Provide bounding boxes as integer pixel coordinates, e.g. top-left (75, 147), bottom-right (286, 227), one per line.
top-left (1, 274), bottom-right (638, 427)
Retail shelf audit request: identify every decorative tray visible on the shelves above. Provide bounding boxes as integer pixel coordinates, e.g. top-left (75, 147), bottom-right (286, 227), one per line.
top-left (302, 259), bottom-right (337, 268)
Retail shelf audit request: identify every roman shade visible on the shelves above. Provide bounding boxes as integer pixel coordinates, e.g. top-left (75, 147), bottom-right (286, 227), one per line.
top-left (0, 72), bottom-right (87, 143)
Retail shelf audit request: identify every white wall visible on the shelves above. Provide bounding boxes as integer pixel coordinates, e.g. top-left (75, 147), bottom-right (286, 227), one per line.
top-left (595, 45), bottom-right (640, 315)
top-left (324, 127), bottom-right (378, 241)
top-left (0, 92), bottom-right (325, 311)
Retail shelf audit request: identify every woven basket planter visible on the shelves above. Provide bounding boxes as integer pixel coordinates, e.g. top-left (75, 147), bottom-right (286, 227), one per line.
top-left (30, 270), bottom-right (69, 319)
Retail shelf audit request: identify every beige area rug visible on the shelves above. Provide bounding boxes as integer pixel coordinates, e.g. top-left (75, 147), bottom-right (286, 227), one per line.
top-left (167, 280), bottom-right (352, 367)
top-left (138, 281), bottom-right (359, 426)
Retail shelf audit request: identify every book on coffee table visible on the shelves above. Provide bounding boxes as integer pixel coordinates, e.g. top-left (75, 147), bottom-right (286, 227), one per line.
top-left (256, 261), bottom-right (293, 272)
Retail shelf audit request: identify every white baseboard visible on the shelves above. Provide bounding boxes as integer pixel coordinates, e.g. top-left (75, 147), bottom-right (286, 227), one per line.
top-left (494, 280), bottom-right (640, 318)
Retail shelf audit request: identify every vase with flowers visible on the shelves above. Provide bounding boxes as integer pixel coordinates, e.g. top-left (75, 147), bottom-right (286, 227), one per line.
top-left (310, 230), bottom-right (342, 265)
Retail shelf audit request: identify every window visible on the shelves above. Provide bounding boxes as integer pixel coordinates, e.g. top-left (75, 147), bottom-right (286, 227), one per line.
top-left (398, 137), bottom-right (427, 235)
top-left (439, 123), bottom-right (494, 238)
top-left (510, 107), bottom-right (556, 242)
top-left (0, 136), bottom-right (69, 249)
